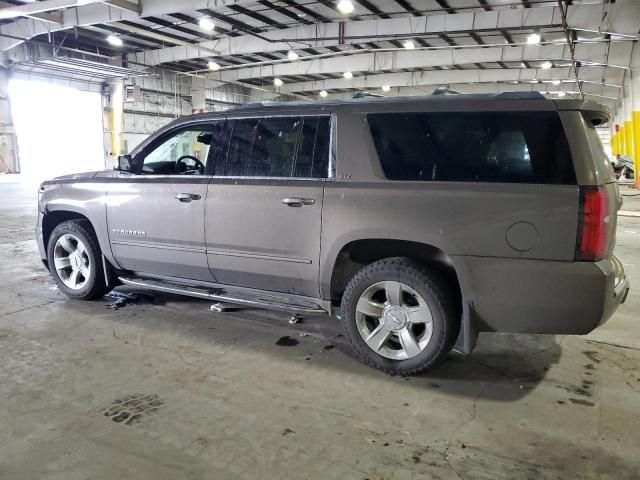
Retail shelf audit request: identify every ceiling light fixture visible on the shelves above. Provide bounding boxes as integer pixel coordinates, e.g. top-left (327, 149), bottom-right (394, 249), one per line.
top-left (319, 90), bottom-right (328, 98)
top-left (551, 79), bottom-right (561, 85)
top-left (287, 50), bottom-right (299, 61)
top-left (337, 0), bottom-right (354, 14)
top-left (107, 35), bottom-right (123, 47)
top-left (208, 61), bottom-right (220, 71)
top-left (403, 40), bottom-right (415, 50)
top-left (343, 71), bottom-right (353, 79)
top-left (556, 91), bottom-right (566, 97)
top-left (274, 78), bottom-right (284, 87)
top-left (199, 17), bottom-right (215, 32)
top-left (527, 33), bottom-right (541, 45)
top-left (541, 61), bottom-right (552, 70)
top-left (382, 85), bottom-right (391, 92)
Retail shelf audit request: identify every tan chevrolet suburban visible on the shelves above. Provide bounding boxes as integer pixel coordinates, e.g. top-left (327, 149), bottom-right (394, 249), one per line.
top-left (37, 92), bottom-right (630, 375)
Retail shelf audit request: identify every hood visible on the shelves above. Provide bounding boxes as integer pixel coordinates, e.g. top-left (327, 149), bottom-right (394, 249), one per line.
top-left (40, 170), bottom-right (114, 186)
top-left (54, 171), bottom-right (101, 180)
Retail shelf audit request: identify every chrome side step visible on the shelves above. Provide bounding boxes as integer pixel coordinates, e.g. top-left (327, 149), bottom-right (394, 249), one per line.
top-left (118, 276), bottom-right (328, 314)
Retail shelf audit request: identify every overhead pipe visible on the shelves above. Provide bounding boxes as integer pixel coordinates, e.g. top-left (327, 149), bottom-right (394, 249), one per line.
top-left (184, 38), bottom-right (634, 75)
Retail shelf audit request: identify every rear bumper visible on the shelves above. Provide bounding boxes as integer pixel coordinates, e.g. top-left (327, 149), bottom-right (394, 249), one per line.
top-left (601, 255), bottom-right (630, 326)
top-left (455, 255), bottom-right (629, 334)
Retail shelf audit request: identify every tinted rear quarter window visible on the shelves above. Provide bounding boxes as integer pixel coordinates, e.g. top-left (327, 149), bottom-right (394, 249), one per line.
top-left (367, 112), bottom-right (575, 184)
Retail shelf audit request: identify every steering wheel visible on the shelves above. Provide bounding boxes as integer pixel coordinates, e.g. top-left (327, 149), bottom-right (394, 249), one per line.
top-left (175, 155), bottom-right (205, 175)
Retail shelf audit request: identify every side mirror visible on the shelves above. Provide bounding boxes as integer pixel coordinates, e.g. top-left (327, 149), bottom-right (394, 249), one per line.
top-left (115, 155), bottom-right (142, 173)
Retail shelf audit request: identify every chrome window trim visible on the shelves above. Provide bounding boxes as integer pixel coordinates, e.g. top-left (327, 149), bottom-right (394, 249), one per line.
top-left (209, 176), bottom-right (328, 182)
top-left (117, 173), bottom-right (329, 182)
top-left (329, 113), bottom-right (336, 179)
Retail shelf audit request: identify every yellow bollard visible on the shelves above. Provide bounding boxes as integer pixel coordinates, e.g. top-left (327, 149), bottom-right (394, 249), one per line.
top-left (634, 112), bottom-right (640, 188)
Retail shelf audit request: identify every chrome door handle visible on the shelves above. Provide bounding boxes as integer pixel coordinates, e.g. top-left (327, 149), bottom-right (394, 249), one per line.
top-left (175, 193), bottom-right (201, 203)
top-left (281, 197), bottom-right (315, 207)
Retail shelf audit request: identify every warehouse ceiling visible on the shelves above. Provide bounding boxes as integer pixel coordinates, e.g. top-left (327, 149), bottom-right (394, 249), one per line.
top-left (0, 0), bottom-right (638, 107)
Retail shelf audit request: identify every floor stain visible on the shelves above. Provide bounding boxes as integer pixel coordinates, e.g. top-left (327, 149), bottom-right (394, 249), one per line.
top-left (569, 398), bottom-right (596, 407)
top-left (275, 336), bottom-right (299, 347)
top-left (103, 393), bottom-right (164, 425)
top-left (556, 384), bottom-right (593, 398)
top-left (583, 351), bottom-right (601, 364)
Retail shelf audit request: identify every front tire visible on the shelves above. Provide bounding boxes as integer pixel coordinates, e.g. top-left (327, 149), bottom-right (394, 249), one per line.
top-left (47, 220), bottom-right (110, 300)
top-left (341, 257), bottom-right (459, 375)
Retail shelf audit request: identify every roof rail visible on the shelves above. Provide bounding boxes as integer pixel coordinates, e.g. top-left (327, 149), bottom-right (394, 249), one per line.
top-left (234, 101), bottom-right (270, 109)
top-left (432, 87), bottom-right (459, 95)
top-left (353, 91), bottom-right (384, 99)
top-left (494, 91), bottom-right (545, 100)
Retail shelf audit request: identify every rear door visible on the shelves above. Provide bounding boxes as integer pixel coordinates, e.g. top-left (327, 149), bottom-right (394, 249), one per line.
top-left (106, 120), bottom-right (225, 281)
top-left (205, 115), bottom-right (331, 297)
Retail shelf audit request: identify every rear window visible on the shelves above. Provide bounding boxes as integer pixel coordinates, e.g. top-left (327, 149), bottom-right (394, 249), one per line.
top-left (367, 112), bottom-right (575, 184)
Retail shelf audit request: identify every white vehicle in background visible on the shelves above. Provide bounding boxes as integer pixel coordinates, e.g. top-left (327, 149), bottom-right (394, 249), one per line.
top-left (613, 155), bottom-right (635, 181)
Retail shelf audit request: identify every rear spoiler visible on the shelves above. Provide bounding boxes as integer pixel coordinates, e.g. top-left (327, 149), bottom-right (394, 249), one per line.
top-left (555, 99), bottom-right (611, 126)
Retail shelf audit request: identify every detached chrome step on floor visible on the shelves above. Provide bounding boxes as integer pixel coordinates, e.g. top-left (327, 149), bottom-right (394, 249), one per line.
top-left (117, 276), bottom-right (327, 314)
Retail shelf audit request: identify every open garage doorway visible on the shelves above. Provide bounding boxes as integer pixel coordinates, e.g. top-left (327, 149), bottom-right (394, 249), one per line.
top-left (9, 79), bottom-right (105, 182)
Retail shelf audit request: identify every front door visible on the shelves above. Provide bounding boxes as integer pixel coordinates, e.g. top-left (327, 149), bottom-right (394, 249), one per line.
top-left (205, 115), bottom-right (331, 297)
top-left (107, 121), bottom-right (223, 281)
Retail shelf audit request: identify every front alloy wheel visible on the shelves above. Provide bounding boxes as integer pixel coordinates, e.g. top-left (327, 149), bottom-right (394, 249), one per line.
top-left (47, 220), bottom-right (110, 300)
top-left (54, 234), bottom-right (91, 290)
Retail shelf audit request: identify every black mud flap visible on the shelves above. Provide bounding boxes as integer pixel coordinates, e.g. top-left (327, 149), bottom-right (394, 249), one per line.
top-left (453, 301), bottom-right (478, 355)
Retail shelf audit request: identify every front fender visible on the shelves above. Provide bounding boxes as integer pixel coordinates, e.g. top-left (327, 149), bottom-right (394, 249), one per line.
top-left (41, 182), bottom-right (121, 269)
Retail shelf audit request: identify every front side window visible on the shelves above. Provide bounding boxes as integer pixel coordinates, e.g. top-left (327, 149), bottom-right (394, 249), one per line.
top-left (141, 126), bottom-right (216, 175)
top-left (215, 116), bottom-right (330, 178)
top-left (367, 112), bottom-right (575, 184)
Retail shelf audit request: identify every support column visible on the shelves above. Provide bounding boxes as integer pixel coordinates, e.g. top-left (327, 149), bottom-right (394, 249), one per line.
top-left (0, 67), bottom-right (18, 173)
top-left (107, 79), bottom-right (124, 165)
top-left (612, 123), bottom-right (620, 156)
top-left (191, 76), bottom-right (206, 114)
top-left (631, 41), bottom-right (640, 188)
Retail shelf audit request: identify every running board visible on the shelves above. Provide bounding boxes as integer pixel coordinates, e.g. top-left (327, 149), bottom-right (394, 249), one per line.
top-left (117, 276), bottom-right (327, 314)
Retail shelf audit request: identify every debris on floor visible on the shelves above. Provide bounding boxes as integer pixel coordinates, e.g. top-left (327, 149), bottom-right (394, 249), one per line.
top-left (288, 314), bottom-right (302, 324)
top-left (210, 303), bottom-right (238, 313)
top-left (104, 291), bottom-right (155, 310)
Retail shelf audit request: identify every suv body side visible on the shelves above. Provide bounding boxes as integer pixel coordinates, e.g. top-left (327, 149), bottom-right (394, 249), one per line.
top-left (36, 95), bottom-right (628, 338)
top-left (319, 99), bottom-right (624, 335)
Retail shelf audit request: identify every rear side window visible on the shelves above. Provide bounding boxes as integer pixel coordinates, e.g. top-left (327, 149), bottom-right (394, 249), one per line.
top-left (367, 112), bottom-right (575, 184)
top-left (216, 116), bottom-right (330, 178)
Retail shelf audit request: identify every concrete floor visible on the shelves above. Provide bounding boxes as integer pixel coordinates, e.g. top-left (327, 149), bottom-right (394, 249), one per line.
top-left (1, 174), bottom-right (639, 480)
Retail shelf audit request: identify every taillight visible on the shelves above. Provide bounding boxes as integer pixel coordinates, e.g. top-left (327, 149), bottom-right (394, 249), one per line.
top-left (575, 186), bottom-right (610, 261)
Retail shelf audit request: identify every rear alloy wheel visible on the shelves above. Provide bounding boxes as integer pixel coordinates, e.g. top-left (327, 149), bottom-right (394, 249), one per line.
top-left (47, 220), bottom-right (110, 300)
top-left (355, 281), bottom-right (433, 361)
top-left (341, 257), bottom-right (459, 375)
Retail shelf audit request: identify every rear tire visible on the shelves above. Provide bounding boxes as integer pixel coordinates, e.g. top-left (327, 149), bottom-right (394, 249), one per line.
top-left (47, 220), bottom-right (110, 300)
top-left (341, 257), bottom-right (459, 375)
